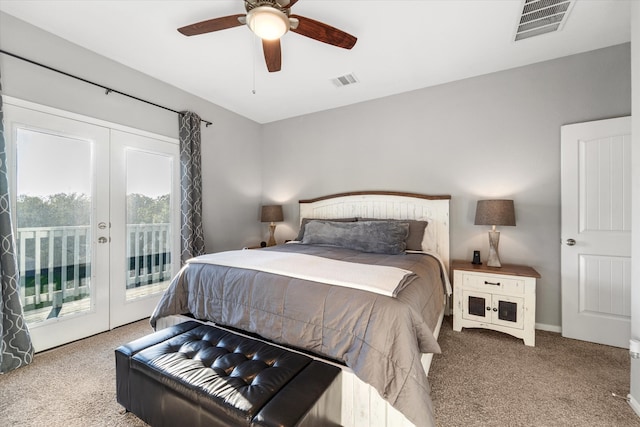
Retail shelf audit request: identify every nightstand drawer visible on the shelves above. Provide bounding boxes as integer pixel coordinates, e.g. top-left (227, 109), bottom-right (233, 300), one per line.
top-left (461, 273), bottom-right (525, 295)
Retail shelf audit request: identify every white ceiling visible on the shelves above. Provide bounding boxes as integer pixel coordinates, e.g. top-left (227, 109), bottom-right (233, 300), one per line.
top-left (0, 1), bottom-right (631, 124)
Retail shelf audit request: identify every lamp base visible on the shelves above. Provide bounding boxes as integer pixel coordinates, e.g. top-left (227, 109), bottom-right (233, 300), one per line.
top-left (487, 230), bottom-right (502, 267)
top-left (267, 223), bottom-right (277, 247)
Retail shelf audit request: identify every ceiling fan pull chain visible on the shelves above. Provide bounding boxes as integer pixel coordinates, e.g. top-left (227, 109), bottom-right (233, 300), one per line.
top-left (252, 33), bottom-right (257, 95)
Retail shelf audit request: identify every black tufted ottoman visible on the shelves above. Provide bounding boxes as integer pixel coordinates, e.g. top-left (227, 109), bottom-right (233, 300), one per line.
top-left (115, 321), bottom-right (341, 427)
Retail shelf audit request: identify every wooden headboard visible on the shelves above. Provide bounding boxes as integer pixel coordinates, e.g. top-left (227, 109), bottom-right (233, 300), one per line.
top-left (299, 191), bottom-right (451, 269)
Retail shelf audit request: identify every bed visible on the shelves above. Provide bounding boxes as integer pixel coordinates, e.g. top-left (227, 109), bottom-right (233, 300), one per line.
top-left (150, 191), bottom-right (451, 427)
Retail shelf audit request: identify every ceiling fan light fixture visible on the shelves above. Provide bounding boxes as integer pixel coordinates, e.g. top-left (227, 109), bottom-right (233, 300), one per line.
top-left (247, 6), bottom-right (289, 40)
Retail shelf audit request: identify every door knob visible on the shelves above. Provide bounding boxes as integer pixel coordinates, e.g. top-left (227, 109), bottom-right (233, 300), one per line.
top-left (98, 237), bottom-right (108, 244)
top-left (566, 238), bottom-right (576, 246)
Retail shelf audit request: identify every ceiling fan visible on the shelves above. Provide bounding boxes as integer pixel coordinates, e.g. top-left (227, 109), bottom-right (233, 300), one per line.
top-left (177, 0), bottom-right (357, 72)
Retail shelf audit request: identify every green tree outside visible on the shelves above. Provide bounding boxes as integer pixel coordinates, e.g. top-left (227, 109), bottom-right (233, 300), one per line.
top-left (17, 192), bottom-right (170, 227)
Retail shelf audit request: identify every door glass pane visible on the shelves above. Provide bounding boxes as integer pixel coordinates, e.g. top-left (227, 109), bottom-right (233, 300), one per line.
top-left (468, 296), bottom-right (486, 317)
top-left (498, 300), bottom-right (518, 323)
top-left (15, 128), bottom-right (93, 324)
top-left (125, 149), bottom-right (173, 300)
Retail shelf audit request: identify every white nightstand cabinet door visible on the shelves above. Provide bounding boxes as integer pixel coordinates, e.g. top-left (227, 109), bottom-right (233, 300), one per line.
top-left (462, 290), bottom-right (492, 323)
top-left (490, 294), bottom-right (524, 330)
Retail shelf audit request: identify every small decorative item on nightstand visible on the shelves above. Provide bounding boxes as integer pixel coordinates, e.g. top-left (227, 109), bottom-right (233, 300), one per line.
top-left (451, 259), bottom-right (540, 346)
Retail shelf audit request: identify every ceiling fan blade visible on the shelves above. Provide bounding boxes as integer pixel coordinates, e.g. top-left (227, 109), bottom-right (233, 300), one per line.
top-left (290, 15), bottom-right (357, 49)
top-left (262, 39), bottom-right (282, 72)
top-left (178, 14), bottom-right (245, 36)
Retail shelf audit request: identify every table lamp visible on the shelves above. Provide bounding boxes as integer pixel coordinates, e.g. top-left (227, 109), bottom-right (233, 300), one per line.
top-left (474, 199), bottom-right (516, 267)
top-left (261, 204), bottom-right (283, 247)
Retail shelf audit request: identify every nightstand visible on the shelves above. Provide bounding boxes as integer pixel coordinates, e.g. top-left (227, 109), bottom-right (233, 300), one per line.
top-left (451, 260), bottom-right (540, 346)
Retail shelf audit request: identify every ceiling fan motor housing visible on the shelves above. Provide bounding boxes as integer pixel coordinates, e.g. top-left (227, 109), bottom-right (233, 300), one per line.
top-left (244, 0), bottom-right (290, 15)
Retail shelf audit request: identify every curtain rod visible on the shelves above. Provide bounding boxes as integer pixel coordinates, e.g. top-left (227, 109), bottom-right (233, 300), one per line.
top-left (0, 49), bottom-right (213, 127)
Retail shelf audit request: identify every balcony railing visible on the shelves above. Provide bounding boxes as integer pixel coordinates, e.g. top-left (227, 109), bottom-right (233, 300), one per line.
top-left (126, 223), bottom-right (172, 288)
top-left (17, 223), bottom-right (172, 316)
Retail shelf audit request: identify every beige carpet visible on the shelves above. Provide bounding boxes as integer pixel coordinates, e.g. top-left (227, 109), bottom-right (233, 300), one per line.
top-left (0, 316), bottom-right (638, 427)
top-left (431, 317), bottom-right (639, 427)
top-left (0, 319), bottom-right (153, 427)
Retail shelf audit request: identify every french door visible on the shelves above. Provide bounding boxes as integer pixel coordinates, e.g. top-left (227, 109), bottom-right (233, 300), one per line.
top-left (109, 130), bottom-right (180, 327)
top-left (5, 99), bottom-right (180, 351)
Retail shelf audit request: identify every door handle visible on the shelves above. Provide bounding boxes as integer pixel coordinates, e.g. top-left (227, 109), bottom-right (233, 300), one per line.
top-left (565, 238), bottom-right (576, 246)
top-left (98, 237), bottom-right (109, 244)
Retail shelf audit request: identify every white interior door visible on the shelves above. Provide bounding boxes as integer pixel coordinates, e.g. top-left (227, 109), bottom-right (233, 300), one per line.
top-left (561, 116), bottom-right (632, 348)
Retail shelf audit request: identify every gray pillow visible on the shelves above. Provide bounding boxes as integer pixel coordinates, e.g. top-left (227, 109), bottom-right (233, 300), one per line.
top-left (295, 217), bottom-right (357, 241)
top-left (358, 218), bottom-right (428, 251)
top-left (302, 220), bottom-right (409, 254)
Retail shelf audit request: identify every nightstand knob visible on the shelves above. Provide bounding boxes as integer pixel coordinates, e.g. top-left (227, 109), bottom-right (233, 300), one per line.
top-left (486, 307), bottom-right (491, 311)
top-left (493, 308), bottom-right (498, 312)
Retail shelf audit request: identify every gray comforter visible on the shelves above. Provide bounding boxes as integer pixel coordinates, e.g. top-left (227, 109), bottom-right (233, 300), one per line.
top-left (150, 244), bottom-right (446, 426)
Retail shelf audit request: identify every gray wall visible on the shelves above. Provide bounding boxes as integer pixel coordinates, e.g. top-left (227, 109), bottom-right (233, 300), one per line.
top-left (261, 44), bottom-right (632, 329)
top-left (0, 12), bottom-right (264, 252)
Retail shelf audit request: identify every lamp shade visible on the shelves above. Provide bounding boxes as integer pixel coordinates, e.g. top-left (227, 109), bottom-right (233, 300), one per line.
top-left (474, 200), bottom-right (516, 226)
top-left (261, 205), bottom-right (284, 223)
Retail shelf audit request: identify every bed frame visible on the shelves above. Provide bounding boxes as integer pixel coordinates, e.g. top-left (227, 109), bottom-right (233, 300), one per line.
top-left (297, 191), bottom-right (451, 426)
top-left (157, 191), bottom-right (451, 427)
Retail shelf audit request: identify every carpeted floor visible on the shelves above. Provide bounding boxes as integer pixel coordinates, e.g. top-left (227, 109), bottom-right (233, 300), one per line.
top-left (0, 319), bottom-right (153, 427)
top-left (431, 317), bottom-right (639, 426)
top-left (0, 316), bottom-right (638, 427)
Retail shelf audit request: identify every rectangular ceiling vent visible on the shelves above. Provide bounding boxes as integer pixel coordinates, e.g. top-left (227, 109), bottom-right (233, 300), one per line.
top-left (332, 73), bottom-right (359, 88)
top-left (514, 0), bottom-right (574, 41)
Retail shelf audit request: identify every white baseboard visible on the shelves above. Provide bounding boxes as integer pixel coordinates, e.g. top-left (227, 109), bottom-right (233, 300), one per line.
top-left (629, 394), bottom-right (640, 418)
top-left (535, 322), bottom-right (562, 333)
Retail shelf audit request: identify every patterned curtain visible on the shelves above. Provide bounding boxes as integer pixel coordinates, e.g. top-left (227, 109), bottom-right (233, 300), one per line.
top-left (179, 112), bottom-right (205, 263)
top-left (0, 73), bottom-right (34, 373)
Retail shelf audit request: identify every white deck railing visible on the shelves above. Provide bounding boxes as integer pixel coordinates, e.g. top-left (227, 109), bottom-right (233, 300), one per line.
top-left (17, 223), bottom-right (172, 312)
top-left (126, 223), bottom-right (172, 288)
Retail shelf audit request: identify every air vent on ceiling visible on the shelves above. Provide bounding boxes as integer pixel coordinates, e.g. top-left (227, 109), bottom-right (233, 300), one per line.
top-left (332, 73), bottom-right (359, 88)
top-left (514, 0), bottom-right (574, 41)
